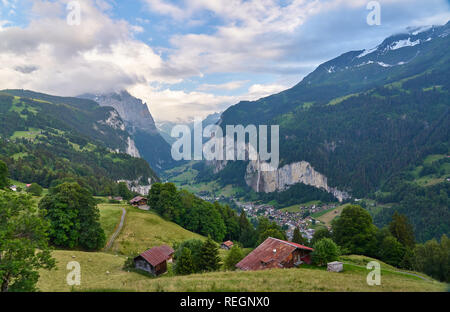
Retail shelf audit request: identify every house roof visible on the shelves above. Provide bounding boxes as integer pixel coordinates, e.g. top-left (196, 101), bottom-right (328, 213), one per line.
top-left (222, 240), bottom-right (234, 247)
top-left (236, 237), bottom-right (314, 271)
top-left (135, 245), bottom-right (175, 267)
top-left (130, 196), bottom-right (146, 204)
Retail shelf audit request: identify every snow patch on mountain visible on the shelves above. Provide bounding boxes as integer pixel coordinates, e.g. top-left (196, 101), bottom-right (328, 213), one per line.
top-left (390, 38), bottom-right (421, 50)
top-left (357, 46), bottom-right (378, 58)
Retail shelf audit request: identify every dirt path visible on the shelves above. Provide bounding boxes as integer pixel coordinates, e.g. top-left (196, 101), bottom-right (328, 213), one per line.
top-left (104, 207), bottom-right (126, 251)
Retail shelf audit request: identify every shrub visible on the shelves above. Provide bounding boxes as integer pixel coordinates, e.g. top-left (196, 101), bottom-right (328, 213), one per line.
top-left (26, 183), bottom-right (43, 196)
top-left (224, 246), bottom-right (244, 271)
top-left (312, 238), bottom-right (340, 266)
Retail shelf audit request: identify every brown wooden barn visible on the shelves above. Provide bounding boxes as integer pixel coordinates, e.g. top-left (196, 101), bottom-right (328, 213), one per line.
top-left (134, 245), bottom-right (175, 276)
top-left (236, 237), bottom-right (314, 271)
top-left (130, 196), bottom-right (147, 207)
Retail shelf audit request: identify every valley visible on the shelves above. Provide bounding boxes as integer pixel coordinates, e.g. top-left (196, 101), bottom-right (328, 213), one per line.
top-left (1, 15), bottom-right (449, 295)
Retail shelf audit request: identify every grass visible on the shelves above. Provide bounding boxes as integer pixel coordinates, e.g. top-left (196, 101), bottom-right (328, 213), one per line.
top-left (10, 128), bottom-right (43, 140)
top-left (98, 204), bottom-right (125, 243)
top-left (316, 204), bottom-right (348, 227)
top-left (404, 154), bottom-right (449, 187)
top-left (110, 205), bottom-right (205, 256)
top-left (37, 251), bottom-right (446, 292)
top-left (311, 206), bottom-right (336, 219)
top-left (327, 93), bottom-right (359, 106)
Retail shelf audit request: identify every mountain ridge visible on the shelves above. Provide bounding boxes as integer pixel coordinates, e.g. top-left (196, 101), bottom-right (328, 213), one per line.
top-left (80, 91), bottom-right (176, 173)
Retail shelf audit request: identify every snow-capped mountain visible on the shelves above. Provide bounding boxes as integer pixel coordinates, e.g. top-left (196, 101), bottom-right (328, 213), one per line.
top-left (319, 22), bottom-right (449, 75)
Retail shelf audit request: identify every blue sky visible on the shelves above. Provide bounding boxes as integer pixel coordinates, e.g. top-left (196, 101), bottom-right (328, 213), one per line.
top-left (0, 0), bottom-right (449, 122)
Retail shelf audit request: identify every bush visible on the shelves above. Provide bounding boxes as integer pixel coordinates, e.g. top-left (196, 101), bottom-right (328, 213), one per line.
top-left (312, 238), bottom-right (340, 266)
top-left (26, 183), bottom-right (43, 196)
top-left (224, 246), bottom-right (244, 271)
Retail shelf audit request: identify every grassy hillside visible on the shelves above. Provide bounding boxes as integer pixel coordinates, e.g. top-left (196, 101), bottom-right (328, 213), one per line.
top-left (99, 204), bottom-right (205, 256)
top-left (36, 203), bottom-right (447, 292)
top-left (316, 204), bottom-right (348, 227)
top-left (37, 250), bottom-right (446, 292)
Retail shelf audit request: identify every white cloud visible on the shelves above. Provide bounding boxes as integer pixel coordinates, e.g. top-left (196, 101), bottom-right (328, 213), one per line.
top-left (1, 0), bottom-right (449, 123)
top-left (197, 80), bottom-right (249, 91)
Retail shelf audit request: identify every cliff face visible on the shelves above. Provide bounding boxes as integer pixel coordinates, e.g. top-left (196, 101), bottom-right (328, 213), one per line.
top-left (80, 91), bottom-right (174, 173)
top-left (86, 91), bottom-right (158, 135)
top-left (244, 160), bottom-right (350, 202)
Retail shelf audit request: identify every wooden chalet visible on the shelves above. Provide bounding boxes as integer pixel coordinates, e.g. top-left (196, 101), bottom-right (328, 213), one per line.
top-left (134, 245), bottom-right (175, 276)
top-left (130, 196), bottom-right (147, 206)
top-left (221, 240), bottom-right (234, 250)
top-left (236, 237), bottom-right (314, 271)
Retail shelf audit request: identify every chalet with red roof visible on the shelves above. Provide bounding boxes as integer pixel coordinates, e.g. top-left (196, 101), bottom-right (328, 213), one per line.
top-left (236, 237), bottom-right (314, 271)
top-left (134, 245), bottom-right (175, 276)
top-left (221, 240), bottom-right (234, 250)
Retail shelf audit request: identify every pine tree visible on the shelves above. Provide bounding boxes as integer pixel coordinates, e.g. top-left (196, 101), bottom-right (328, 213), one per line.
top-left (224, 245), bottom-right (244, 270)
top-left (292, 227), bottom-right (306, 245)
top-left (0, 160), bottom-right (9, 189)
top-left (175, 247), bottom-right (195, 275)
top-left (199, 237), bottom-right (221, 272)
top-left (389, 212), bottom-right (415, 249)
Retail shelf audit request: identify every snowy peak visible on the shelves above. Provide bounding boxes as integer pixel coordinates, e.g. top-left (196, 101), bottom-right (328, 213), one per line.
top-left (314, 22), bottom-right (449, 76)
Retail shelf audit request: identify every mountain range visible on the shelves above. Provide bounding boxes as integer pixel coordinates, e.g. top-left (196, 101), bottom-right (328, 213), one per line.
top-left (0, 89), bottom-right (159, 195)
top-left (212, 21), bottom-right (449, 198)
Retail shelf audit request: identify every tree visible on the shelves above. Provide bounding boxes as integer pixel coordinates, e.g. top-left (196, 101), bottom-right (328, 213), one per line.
top-left (312, 238), bottom-right (340, 266)
top-left (310, 227), bottom-right (331, 246)
top-left (173, 239), bottom-right (203, 272)
top-left (0, 192), bottom-right (55, 292)
top-left (199, 237), bottom-right (221, 272)
top-left (389, 212), bottom-right (415, 249)
top-left (118, 182), bottom-right (133, 200)
top-left (26, 183), bottom-right (43, 196)
top-left (378, 236), bottom-right (405, 267)
top-left (292, 227), bottom-right (307, 245)
top-left (239, 211), bottom-right (256, 248)
top-left (256, 217), bottom-right (286, 245)
top-left (224, 245), bottom-right (244, 271)
top-left (332, 205), bottom-right (378, 256)
top-left (39, 182), bottom-right (105, 250)
top-left (413, 234), bottom-right (449, 282)
top-left (0, 160), bottom-right (8, 189)
top-left (174, 248), bottom-right (195, 275)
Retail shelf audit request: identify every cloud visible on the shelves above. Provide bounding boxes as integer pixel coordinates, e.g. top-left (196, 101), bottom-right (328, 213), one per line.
top-left (197, 80), bottom-right (249, 91)
top-left (130, 81), bottom-right (292, 122)
top-left (0, 0), bottom-right (176, 95)
top-left (1, 0), bottom-right (449, 123)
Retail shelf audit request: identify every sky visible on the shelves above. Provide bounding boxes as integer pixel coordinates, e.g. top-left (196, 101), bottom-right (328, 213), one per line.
top-left (0, 0), bottom-right (449, 122)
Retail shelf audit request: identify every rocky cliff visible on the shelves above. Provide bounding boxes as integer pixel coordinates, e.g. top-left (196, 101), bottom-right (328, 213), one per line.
top-left (85, 91), bottom-right (159, 135)
top-left (80, 91), bottom-right (175, 173)
top-left (244, 160), bottom-right (350, 202)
